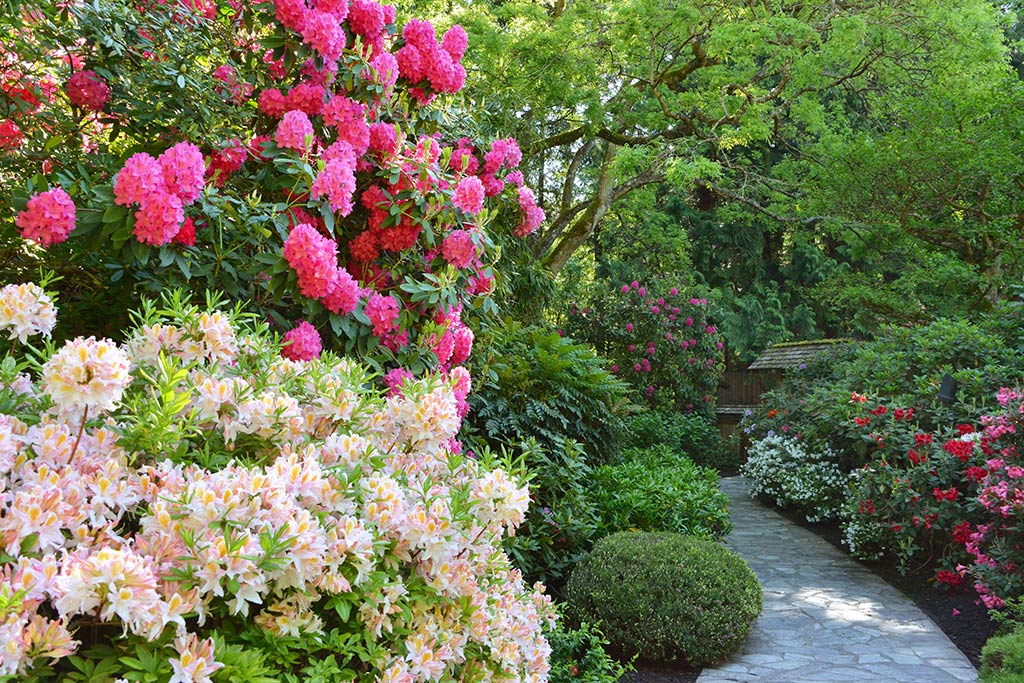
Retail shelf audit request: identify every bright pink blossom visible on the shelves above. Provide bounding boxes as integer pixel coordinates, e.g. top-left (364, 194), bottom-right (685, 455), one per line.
top-left (364, 292), bottom-right (400, 337)
top-left (275, 110), bottom-right (314, 153)
top-left (321, 268), bottom-right (361, 314)
top-left (114, 153), bottom-right (163, 206)
top-left (15, 187), bottom-right (76, 247)
top-left (281, 321), bottom-right (322, 361)
top-left (283, 223), bottom-right (338, 298)
top-left (441, 229), bottom-right (476, 268)
top-left (301, 10), bottom-right (346, 61)
top-left (134, 191), bottom-right (184, 246)
top-left (158, 142), bottom-right (205, 203)
top-left (452, 176), bottom-right (485, 215)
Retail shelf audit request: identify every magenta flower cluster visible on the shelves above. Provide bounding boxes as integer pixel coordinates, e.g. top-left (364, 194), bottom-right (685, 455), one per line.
top-left (567, 280), bottom-right (724, 412)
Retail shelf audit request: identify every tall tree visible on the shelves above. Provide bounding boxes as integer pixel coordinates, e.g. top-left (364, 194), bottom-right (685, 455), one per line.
top-left (402, 0), bottom-right (1021, 291)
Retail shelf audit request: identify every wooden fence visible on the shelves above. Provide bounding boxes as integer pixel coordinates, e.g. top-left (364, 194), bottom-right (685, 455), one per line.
top-left (716, 369), bottom-right (778, 408)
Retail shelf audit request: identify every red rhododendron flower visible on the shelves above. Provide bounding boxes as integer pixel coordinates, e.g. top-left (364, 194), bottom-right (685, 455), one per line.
top-left (65, 70), bottom-right (110, 111)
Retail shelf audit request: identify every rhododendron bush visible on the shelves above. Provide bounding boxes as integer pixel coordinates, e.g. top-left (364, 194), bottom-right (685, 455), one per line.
top-left (564, 282), bottom-right (723, 414)
top-left (2, 0), bottom-right (543, 371)
top-left (0, 287), bottom-right (554, 681)
top-left (744, 384), bottom-right (1024, 609)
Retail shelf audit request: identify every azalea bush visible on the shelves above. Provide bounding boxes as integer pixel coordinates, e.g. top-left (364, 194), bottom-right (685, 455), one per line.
top-left (0, 285), bottom-right (555, 681)
top-left (741, 434), bottom-right (847, 523)
top-left (2, 0), bottom-right (544, 373)
top-left (564, 281), bottom-right (723, 414)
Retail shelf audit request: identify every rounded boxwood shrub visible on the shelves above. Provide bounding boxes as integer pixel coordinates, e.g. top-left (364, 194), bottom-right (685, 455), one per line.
top-left (981, 625), bottom-right (1024, 683)
top-left (566, 531), bottom-right (762, 666)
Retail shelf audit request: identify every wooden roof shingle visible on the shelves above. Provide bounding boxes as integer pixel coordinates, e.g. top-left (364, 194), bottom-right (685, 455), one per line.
top-left (747, 340), bottom-right (851, 370)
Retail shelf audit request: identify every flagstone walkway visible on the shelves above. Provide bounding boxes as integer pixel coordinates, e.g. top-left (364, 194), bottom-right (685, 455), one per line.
top-left (697, 477), bottom-right (978, 683)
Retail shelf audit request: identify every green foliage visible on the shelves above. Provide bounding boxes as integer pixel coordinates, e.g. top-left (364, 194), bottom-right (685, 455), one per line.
top-left (626, 410), bottom-right (731, 470)
top-left (982, 625), bottom-right (1024, 683)
top-left (546, 619), bottom-right (634, 683)
top-left (589, 446), bottom-right (731, 539)
top-left (503, 438), bottom-right (600, 598)
top-left (565, 532), bottom-right (762, 666)
top-left (466, 321), bottom-right (630, 464)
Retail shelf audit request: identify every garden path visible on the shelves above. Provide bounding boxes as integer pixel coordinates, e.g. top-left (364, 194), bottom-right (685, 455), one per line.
top-left (697, 476), bottom-right (978, 683)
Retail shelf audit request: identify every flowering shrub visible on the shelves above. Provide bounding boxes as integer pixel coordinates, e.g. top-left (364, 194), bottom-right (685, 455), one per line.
top-left (742, 434), bottom-right (848, 523)
top-left (963, 388), bottom-right (1024, 608)
top-left (837, 395), bottom-right (996, 572)
top-left (0, 288), bottom-right (554, 681)
top-left (3, 0), bottom-right (543, 373)
top-left (564, 282), bottom-right (724, 413)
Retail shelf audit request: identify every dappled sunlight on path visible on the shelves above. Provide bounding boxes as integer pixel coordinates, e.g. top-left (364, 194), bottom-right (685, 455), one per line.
top-left (697, 477), bottom-right (977, 683)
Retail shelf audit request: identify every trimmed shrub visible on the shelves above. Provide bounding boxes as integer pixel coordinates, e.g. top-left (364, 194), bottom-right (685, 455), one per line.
top-left (589, 446), bottom-right (731, 538)
top-left (566, 531), bottom-right (762, 666)
top-left (982, 626), bottom-right (1024, 683)
top-left (547, 619), bottom-right (634, 683)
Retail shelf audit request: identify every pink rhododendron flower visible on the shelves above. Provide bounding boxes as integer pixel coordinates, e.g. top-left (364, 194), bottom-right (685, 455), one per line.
top-left (441, 229), bottom-right (476, 268)
top-left (321, 268), bottom-right (361, 314)
top-left (258, 88), bottom-right (288, 117)
top-left (281, 321), bottom-right (322, 361)
top-left (451, 176), bottom-right (484, 215)
top-left (15, 187), bottom-right (76, 247)
top-left (314, 0), bottom-right (348, 20)
top-left (348, 0), bottom-right (385, 36)
top-left (283, 223), bottom-right (338, 299)
top-left (450, 324), bottom-right (474, 366)
top-left (311, 157), bottom-right (357, 215)
top-left (158, 141), bottom-right (205, 203)
top-left (301, 10), bottom-right (346, 61)
top-left (364, 292), bottom-right (400, 337)
top-left (441, 25), bottom-right (468, 61)
top-left (369, 122), bottom-right (400, 157)
top-left (133, 190), bottom-right (184, 246)
top-left (514, 186), bottom-right (544, 236)
top-left (65, 70), bottom-right (110, 111)
top-left (274, 0), bottom-right (307, 31)
top-left (114, 153), bottom-right (163, 206)
top-left (275, 110), bottom-right (314, 153)
top-left (383, 367), bottom-right (415, 397)
top-left (285, 82), bottom-right (327, 115)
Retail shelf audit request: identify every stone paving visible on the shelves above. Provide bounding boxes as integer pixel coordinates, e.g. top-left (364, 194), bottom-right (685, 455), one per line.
top-left (696, 476), bottom-right (978, 683)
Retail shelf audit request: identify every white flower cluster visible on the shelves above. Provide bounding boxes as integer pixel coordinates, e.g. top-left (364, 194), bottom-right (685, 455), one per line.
top-left (742, 434), bottom-right (849, 522)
